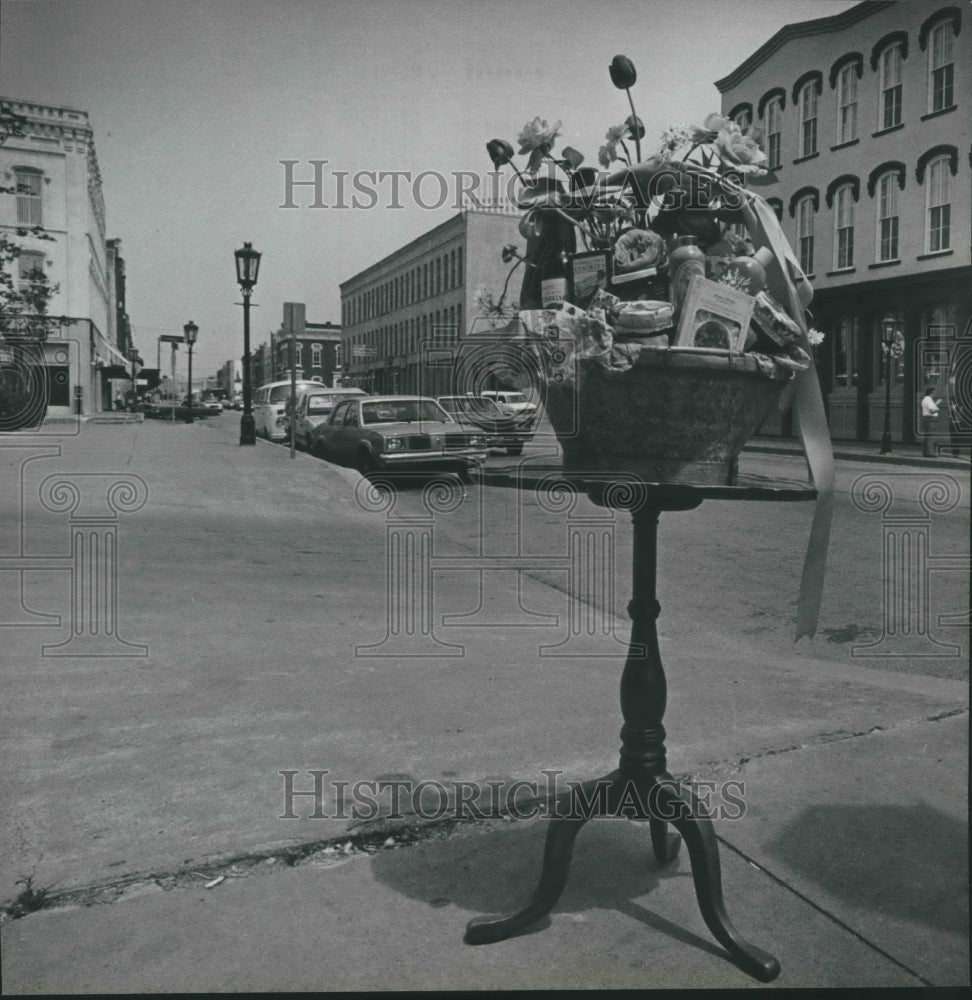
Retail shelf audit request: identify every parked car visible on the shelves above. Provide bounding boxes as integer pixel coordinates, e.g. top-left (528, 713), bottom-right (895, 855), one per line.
top-left (312, 396), bottom-right (487, 474)
top-left (436, 395), bottom-right (534, 455)
top-left (290, 386), bottom-right (368, 450)
top-left (479, 390), bottom-right (539, 427)
top-left (203, 396), bottom-right (222, 413)
top-left (252, 379), bottom-right (325, 442)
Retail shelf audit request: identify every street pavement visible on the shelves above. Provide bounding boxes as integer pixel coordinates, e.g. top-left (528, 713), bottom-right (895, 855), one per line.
top-left (0, 413), bottom-right (967, 992)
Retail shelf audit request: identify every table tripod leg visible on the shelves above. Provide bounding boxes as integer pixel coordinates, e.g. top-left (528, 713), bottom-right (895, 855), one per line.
top-left (464, 813), bottom-right (590, 945)
top-left (649, 817), bottom-right (681, 865)
top-left (654, 781), bottom-right (780, 983)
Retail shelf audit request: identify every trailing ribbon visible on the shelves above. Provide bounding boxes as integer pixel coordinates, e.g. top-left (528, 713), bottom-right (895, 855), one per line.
top-left (740, 187), bottom-right (835, 640)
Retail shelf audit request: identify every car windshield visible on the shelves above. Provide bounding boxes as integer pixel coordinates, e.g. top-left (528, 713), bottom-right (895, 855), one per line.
top-left (444, 398), bottom-right (501, 417)
top-left (362, 400), bottom-right (449, 424)
top-left (306, 396), bottom-right (334, 414)
top-left (500, 392), bottom-right (527, 404)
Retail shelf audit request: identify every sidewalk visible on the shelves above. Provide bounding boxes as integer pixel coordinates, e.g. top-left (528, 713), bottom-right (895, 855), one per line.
top-left (744, 434), bottom-right (970, 470)
top-left (0, 417), bottom-right (967, 991)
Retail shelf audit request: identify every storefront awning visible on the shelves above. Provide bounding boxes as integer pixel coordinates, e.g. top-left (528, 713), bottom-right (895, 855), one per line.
top-left (94, 335), bottom-right (141, 376)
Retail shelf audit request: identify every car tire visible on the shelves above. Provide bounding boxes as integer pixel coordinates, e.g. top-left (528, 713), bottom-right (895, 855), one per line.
top-left (356, 449), bottom-right (378, 474)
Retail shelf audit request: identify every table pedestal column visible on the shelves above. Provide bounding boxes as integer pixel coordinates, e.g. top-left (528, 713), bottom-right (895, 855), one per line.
top-left (465, 501), bottom-right (780, 983)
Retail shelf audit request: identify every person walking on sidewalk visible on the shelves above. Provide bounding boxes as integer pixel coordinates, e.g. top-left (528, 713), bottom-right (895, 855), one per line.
top-left (920, 386), bottom-right (940, 457)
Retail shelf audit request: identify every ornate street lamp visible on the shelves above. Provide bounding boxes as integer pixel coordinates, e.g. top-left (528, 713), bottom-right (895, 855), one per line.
top-left (183, 320), bottom-right (199, 423)
top-left (879, 314), bottom-right (898, 456)
top-left (234, 242), bottom-right (261, 445)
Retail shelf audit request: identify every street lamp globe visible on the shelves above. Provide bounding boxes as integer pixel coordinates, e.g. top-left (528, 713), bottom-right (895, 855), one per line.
top-left (234, 242), bottom-right (261, 290)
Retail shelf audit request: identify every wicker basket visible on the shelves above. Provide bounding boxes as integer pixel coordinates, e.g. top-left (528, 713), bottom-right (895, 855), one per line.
top-left (514, 165), bottom-right (806, 486)
top-left (544, 347), bottom-right (784, 485)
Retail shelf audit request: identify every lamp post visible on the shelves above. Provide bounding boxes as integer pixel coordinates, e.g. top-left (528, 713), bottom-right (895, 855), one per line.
top-left (183, 320), bottom-right (198, 423)
top-left (234, 242), bottom-right (261, 445)
top-left (879, 314), bottom-right (897, 456)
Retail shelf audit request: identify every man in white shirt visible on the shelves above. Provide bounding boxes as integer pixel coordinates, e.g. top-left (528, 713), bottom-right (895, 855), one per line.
top-left (921, 386), bottom-right (940, 457)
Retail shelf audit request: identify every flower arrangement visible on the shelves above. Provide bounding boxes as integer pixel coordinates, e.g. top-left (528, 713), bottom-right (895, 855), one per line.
top-left (482, 52), bottom-right (820, 373)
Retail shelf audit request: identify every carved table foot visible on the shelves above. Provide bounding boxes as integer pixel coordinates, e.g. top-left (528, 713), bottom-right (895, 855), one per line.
top-left (465, 769), bottom-right (779, 983)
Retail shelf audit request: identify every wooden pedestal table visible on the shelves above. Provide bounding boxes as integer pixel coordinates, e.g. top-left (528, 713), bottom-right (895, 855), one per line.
top-left (464, 473), bottom-right (817, 983)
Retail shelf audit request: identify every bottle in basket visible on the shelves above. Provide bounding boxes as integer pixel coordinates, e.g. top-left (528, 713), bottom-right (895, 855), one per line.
top-left (541, 250), bottom-right (569, 308)
top-left (669, 235), bottom-right (706, 321)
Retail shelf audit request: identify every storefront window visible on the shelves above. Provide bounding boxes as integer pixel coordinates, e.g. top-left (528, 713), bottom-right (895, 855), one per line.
top-left (833, 317), bottom-right (858, 387)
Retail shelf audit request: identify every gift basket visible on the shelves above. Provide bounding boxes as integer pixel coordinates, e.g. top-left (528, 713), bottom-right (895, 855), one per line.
top-left (484, 55), bottom-right (824, 486)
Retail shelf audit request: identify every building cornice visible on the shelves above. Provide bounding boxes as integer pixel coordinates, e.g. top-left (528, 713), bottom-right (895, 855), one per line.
top-left (338, 204), bottom-right (518, 293)
top-left (714, 1), bottom-right (894, 93)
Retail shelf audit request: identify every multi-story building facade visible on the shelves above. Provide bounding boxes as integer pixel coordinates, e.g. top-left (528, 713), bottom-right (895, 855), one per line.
top-left (105, 237), bottom-right (142, 408)
top-left (0, 97), bottom-right (130, 419)
top-left (716, 1), bottom-right (970, 446)
top-left (216, 357), bottom-right (243, 403)
top-left (339, 206), bottom-right (522, 397)
top-left (271, 303), bottom-right (342, 386)
top-left (249, 304), bottom-right (342, 389)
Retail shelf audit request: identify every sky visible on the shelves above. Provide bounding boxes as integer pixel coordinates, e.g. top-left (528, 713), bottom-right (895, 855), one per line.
top-left (1, 0), bottom-right (859, 376)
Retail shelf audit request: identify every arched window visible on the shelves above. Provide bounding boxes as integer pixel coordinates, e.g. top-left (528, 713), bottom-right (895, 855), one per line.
top-left (926, 17), bottom-right (956, 112)
top-left (796, 194), bottom-right (815, 275)
top-left (875, 172), bottom-right (900, 262)
top-left (832, 184), bottom-right (855, 270)
top-left (924, 156), bottom-right (952, 252)
top-left (728, 102), bottom-right (752, 130)
top-left (764, 96), bottom-right (783, 169)
top-left (877, 42), bottom-right (903, 129)
top-left (797, 80), bottom-right (818, 157)
top-left (834, 60), bottom-right (859, 144)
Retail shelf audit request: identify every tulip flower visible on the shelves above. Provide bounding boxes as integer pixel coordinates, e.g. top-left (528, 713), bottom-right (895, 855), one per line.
top-left (486, 138), bottom-right (514, 169)
top-left (608, 55), bottom-right (641, 162)
top-left (608, 55), bottom-right (637, 89)
top-left (625, 115), bottom-right (645, 141)
top-left (486, 137), bottom-right (530, 187)
top-left (560, 146), bottom-right (584, 171)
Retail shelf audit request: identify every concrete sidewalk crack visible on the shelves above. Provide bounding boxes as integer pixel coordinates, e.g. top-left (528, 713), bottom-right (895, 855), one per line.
top-left (715, 835), bottom-right (936, 986)
top-left (690, 707), bottom-right (968, 779)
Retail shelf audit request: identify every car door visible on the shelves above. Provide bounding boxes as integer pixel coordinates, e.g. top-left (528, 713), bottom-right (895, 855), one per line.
top-left (323, 400), bottom-right (353, 462)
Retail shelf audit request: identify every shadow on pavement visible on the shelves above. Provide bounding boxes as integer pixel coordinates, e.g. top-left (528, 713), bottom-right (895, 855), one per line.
top-left (368, 814), bottom-right (725, 959)
top-left (764, 802), bottom-right (968, 934)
